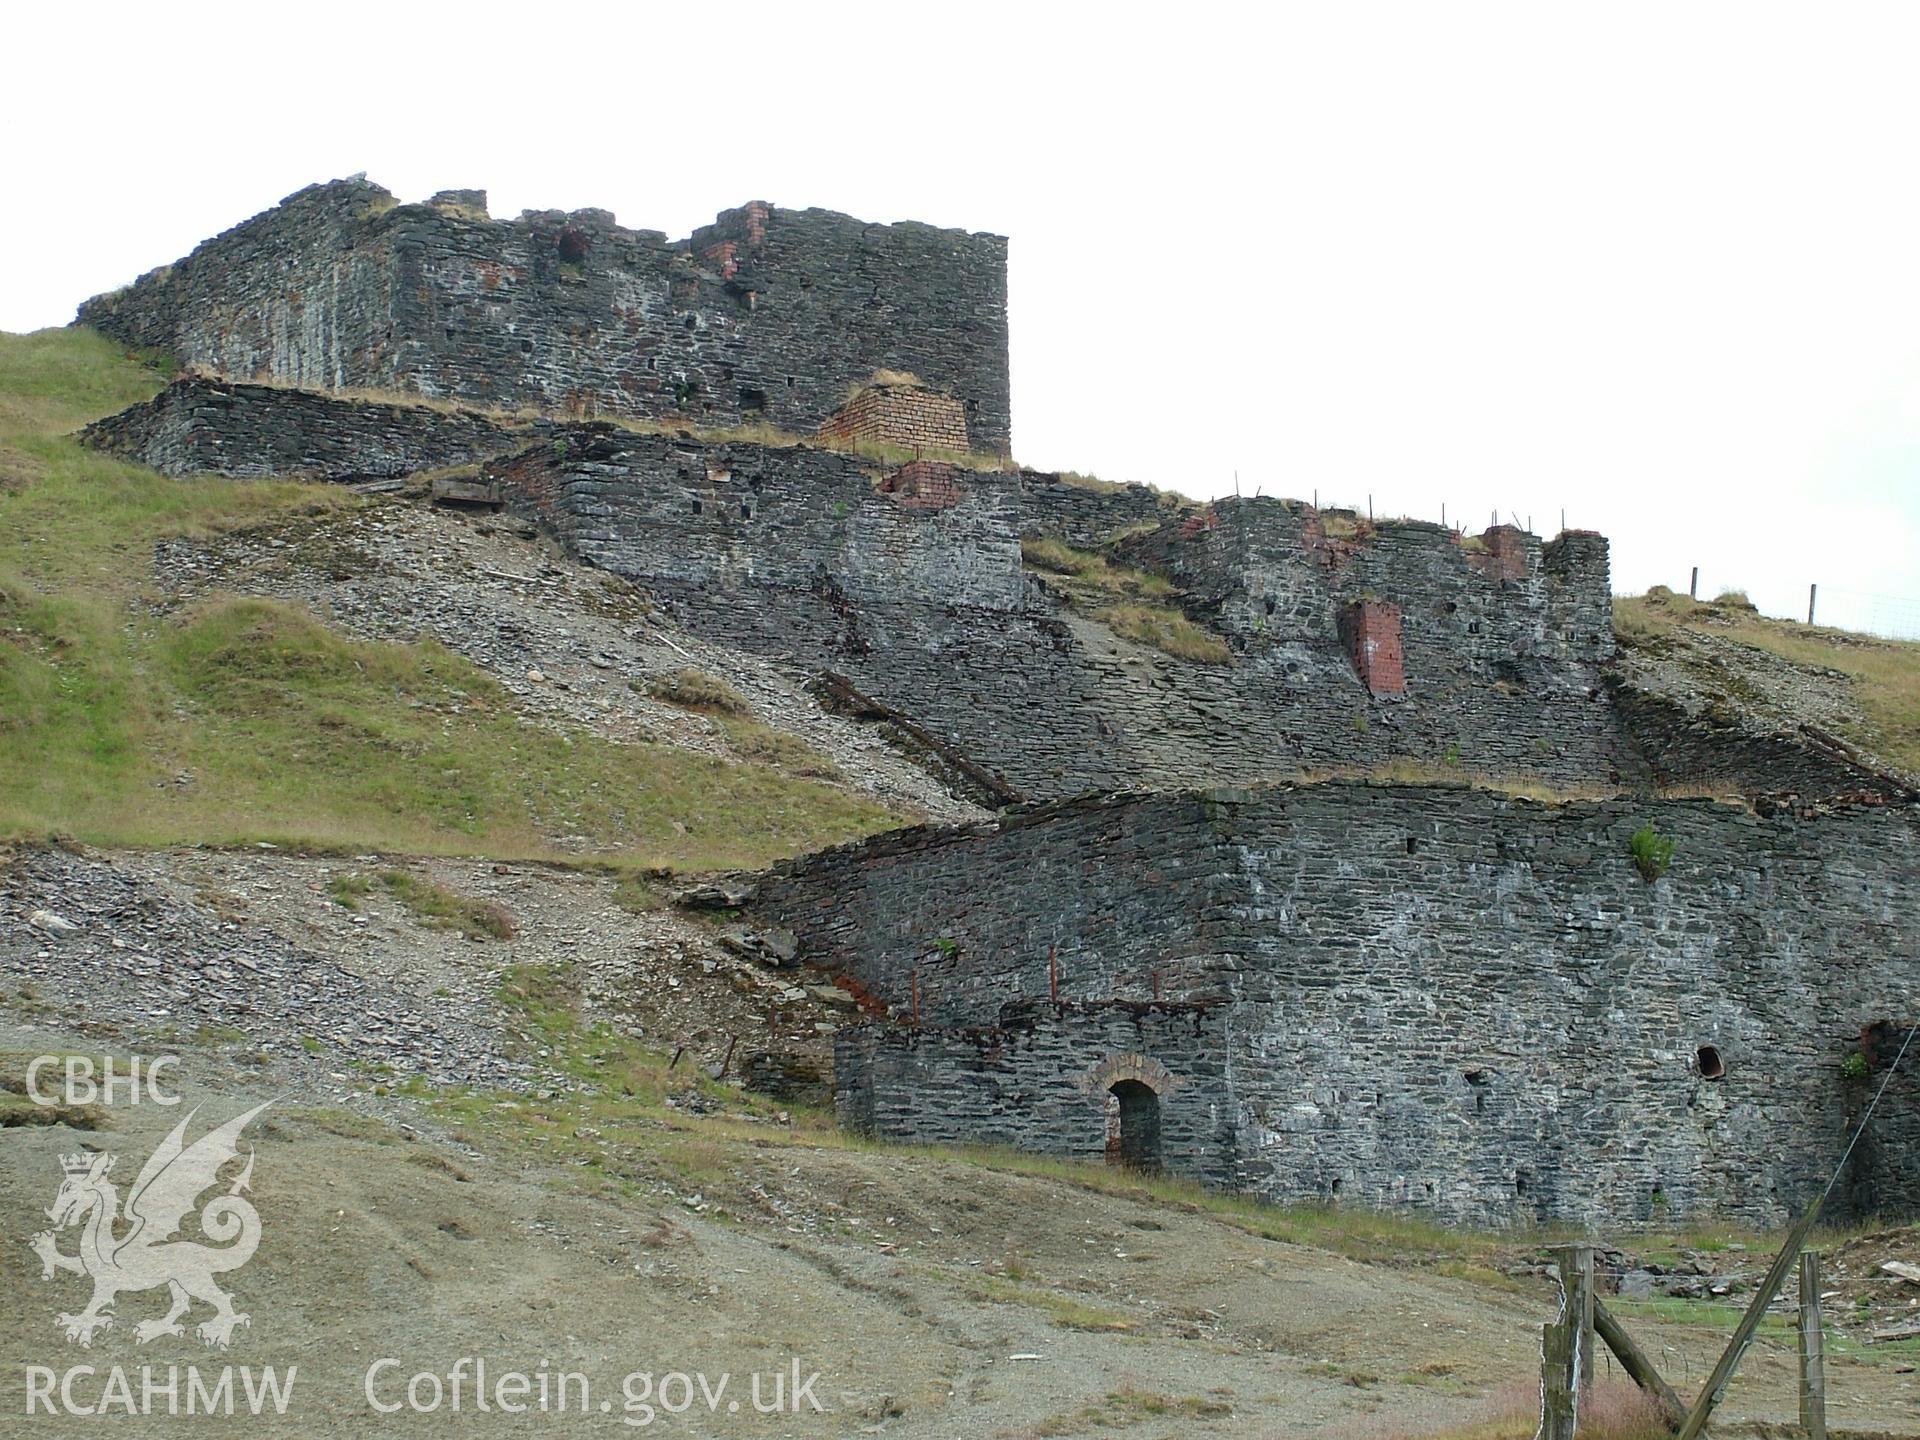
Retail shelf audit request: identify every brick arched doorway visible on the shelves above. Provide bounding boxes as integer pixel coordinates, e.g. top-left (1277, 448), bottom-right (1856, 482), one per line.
top-left (1083, 1052), bottom-right (1177, 1174)
top-left (1107, 1078), bottom-right (1162, 1172)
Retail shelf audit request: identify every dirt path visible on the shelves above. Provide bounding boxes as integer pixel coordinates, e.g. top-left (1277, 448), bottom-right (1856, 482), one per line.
top-left (5, 847), bottom-right (1918, 1438)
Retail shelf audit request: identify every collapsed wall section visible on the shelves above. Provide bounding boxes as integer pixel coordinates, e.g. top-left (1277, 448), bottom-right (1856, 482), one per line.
top-left (752, 781), bottom-right (1920, 1227)
top-left (77, 178), bottom-right (1012, 451)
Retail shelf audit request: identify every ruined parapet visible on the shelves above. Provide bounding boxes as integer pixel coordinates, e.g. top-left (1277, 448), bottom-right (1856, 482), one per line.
top-left (475, 431), bottom-right (1638, 797)
top-left (817, 379), bottom-right (970, 454)
top-left (1118, 500), bottom-right (1618, 698)
top-left (77, 177), bottom-right (1012, 451)
top-left (1014, 471), bottom-right (1193, 549)
top-left (79, 375), bottom-right (545, 481)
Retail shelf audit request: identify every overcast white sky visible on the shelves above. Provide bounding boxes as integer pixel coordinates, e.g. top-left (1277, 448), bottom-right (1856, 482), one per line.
top-left (5, 2), bottom-right (1918, 633)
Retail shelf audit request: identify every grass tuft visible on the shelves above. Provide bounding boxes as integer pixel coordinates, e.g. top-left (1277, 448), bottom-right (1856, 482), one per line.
top-left (642, 667), bottom-right (752, 715)
top-left (378, 869), bottom-right (517, 940)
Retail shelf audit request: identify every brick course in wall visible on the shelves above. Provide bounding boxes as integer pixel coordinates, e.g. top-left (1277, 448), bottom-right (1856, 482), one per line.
top-left (816, 383), bottom-right (971, 454)
top-left (877, 460), bottom-right (971, 511)
top-left (76, 177), bottom-right (1012, 453)
top-left (1338, 600), bottom-right (1406, 694)
top-left (751, 781), bottom-right (1920, 1228)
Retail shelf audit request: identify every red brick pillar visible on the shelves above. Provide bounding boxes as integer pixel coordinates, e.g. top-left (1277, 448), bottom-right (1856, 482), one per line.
top-left (1340, 600), bottom-right (1405, 694)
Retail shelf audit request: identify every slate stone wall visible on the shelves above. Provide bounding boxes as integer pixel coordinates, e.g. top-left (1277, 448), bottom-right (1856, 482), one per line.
top-left (1013, 474), bottom-right (1193, 549)
top-left (484, 428), bottom-right (1641, 801)
top-left (76, 177), bottom-right (1012, 452)
top-left (836, 1000), bottom-right (1236, 1185)
top-left (76, 373), bottom-right (1875, 805)
top-left (79, 376), bottom-right (544, 480)
top-left (754, 781), bottom-right (1920, 1228)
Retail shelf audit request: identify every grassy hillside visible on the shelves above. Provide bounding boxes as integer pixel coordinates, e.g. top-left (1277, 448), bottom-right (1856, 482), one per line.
top-left (1616, 586), bottom-right (1920, 776)
top-left (0, 329), bottom-right (900, 867)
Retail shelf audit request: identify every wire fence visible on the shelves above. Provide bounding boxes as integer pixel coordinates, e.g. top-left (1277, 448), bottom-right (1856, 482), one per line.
top-left (1815, 584), bottom-right (1920, 641)
top-left (1660, 567), bottom-right (1920, 642)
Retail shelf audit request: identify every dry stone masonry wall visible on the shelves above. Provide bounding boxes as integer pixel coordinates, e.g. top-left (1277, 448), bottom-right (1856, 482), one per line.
top-left (79, 376), bottom-right (547, 481)
top-left (77, 178), bottom-right (1011, 452)
top-left (77, 369), bottom-right (1885, 808)
top-left (835, 1000), bottom-right (1236, 1184)
top-left (752, 782), bottom-right (1920, 1228)
top-left (479, 427), bottom-right (1640, 800)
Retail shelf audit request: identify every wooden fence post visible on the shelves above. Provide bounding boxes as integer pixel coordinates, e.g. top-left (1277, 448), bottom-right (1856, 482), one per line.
top-left (1552, 1244), bottom-right (1598, 1389)
top-left (1540, 1309), bottom-right (1578, 1440)
top-left (1539, 1244), bottom-right (1593, 1440)
top-left (1800, 1251), bottom-right (1827, 1440)
top-left (1676, 1196), bottom-right (1824, 1440)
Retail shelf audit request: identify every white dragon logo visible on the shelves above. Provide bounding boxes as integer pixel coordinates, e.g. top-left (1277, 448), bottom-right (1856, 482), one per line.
top-left (29, 1100), bottom-right (270, 1349)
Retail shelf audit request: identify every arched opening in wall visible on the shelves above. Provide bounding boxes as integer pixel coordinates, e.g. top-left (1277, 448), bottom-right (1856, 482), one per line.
top-left (1696, 1045), bottom-right (1725, 1081)
top-left (1106, 1080), bottom-right (1162, 1173)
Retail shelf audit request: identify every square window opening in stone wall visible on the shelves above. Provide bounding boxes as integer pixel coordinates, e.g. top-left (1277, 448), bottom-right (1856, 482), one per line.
top-left (739, 387), bottom-right (768, 414)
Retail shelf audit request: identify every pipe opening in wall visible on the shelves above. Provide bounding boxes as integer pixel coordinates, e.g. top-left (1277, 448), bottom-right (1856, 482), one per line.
top-left (1696, 1045), bottom-right (1725, 1080)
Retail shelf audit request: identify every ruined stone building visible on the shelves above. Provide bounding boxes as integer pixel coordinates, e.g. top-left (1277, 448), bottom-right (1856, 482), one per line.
top-left (79, 179), bottom-right (1920, 1227)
